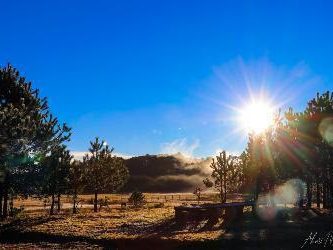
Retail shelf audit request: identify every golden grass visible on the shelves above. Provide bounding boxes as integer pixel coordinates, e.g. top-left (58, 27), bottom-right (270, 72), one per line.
top-left (7, 193), bottom-right (237, 243)
top-left (14, 192), bottom-right (245, 209)
top-left (6, 206), bottom-right (224, 242)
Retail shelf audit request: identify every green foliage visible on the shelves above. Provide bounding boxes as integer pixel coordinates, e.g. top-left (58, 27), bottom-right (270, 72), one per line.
top-left (279, 91), bottom-right (333, 207)
top-left (69, 160), bottom-right (85, 213)
top-left (239, 91), bottom-right (333, 208)
top-left (0, 64), bottom-right (71, 218)
top-left (83, 137), bottom-right (129, 212)
top-left (37, 145), bottom-right (72, 214)
top-left (128, 191), bottom-right (145, 207)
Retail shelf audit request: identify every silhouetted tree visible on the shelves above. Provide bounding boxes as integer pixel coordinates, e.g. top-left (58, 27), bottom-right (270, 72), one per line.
top-left (0, 64), bottom-right (71, 218)
top-left (193, 186), bottom-right (202, 204)
top-left (204, 150), bottom-right (239, 203)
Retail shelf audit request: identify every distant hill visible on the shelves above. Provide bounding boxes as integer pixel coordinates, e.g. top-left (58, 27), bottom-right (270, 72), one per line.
top-left (122, 153), bottom-right (212, 193)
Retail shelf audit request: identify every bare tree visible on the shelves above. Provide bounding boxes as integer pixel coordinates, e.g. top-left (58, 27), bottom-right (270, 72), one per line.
top-left (203, 150), bottom-right (239, 203)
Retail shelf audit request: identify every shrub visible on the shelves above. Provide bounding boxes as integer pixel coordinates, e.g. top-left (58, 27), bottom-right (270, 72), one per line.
top-left (9, 205), bottom-right (24, 218)
top-left (128, 191), bottom-right (145, 207)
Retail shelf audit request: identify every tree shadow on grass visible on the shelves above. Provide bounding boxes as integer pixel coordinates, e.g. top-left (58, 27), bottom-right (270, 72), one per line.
top-left (0, 215), bottom-right (63, 232)
top-left (1, 208), bottom-right (332, 249)
top-left (0, 229), bottom-right (188, 250)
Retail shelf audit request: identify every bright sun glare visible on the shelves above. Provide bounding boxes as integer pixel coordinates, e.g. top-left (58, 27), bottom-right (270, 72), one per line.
top-left (239, 100), bottom-right (274, 134)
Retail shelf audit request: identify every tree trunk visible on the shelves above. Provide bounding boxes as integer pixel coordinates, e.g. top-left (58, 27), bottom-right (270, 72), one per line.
top-left (299, 182), bottom-right (304, 208)
top-left (94, 191), bottom-right (98, 212)
top-left (326, 183), bottom-right (331, 208)
top-left (2, 184), bottom-right (8, 218)
top-left (219, 190), bottom-right (223, 203)
top-left (57, 194), bottom-right (61, 212)
top-left (323, 182), bottom-right (327, 208)
top-left (316, 181), bottom-right (320, 208)
top-left (50, 193), bottom-right (55, 215)
top-left (0, 184), bottom-right (3, 217)
top-left (255, 176), bottom-right (260, 202)
top-left (223, 173), bottom-right (227, 203)
top-left (73, 190), bottom-right (77, 214)
top-left (306, 181), bottom-right (312, 208)
top-left (9, 196), bottom-right (13, 217)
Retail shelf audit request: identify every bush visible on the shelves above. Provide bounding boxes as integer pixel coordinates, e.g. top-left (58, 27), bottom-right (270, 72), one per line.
top-left (9, 205), bottom-right (24, 218)
top-left (128, 191), bottom-right (145, 207)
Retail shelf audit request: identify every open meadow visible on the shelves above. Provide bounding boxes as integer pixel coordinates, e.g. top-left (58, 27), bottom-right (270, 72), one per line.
top-left (1, 193), bottom-right (333, 249)
top-left (2, 2), bottom-right (333, 249)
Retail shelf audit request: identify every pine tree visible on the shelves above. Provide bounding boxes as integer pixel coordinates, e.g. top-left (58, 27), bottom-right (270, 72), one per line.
top-left (0, 64), bottom-right (71, 218)
top-left (40, 145), bottom-right (72, 215)
top-left (69, 160), bottom-right (85, 214)
top-left (83, 137), bottom-right (129, 212)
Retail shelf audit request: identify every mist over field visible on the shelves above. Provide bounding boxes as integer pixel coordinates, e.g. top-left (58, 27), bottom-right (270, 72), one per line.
top-left (2, 1), bottom-right (333, 249)
top-left (122, 153), bottom-right (212, 192)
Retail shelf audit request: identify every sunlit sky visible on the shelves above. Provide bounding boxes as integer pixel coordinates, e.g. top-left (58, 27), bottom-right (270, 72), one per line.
top-left (1, 1), bottom-right (332, 158)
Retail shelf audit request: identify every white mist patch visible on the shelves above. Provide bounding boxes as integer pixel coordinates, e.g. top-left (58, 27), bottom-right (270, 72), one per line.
top-left (256, 179), bottom-right (305, 221)
top-left (71, 151), bottom-right (132, 160)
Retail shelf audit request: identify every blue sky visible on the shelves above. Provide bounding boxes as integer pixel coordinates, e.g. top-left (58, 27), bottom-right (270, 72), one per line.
top-left (1, 0), bottom-right (332, 157)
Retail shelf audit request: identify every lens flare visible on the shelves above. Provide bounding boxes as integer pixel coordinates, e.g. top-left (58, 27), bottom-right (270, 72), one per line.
top-left (319, 117), bottom-right (333, 146)
top-left (256, 179), bottom-right (305, 221)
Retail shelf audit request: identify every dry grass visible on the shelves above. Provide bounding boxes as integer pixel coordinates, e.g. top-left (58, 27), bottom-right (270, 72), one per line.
top-left (9, 194), bottom-right (226, 242)
top-left (3, 193), bottom-right (321, 249)
top-left (3, 204), bottom-right (333, 249)
top-left (13, 192), bottom-right (246, 210)
top-left (1, 192), bottom-right (233, 249)
top-left (13, 207), bottom-right (222, 241)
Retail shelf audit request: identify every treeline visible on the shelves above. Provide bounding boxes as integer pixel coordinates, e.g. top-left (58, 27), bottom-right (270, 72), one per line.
top-left (206, 91), bottom-right (333, 208)
top-left (0, 65), bottom-right (128, 218)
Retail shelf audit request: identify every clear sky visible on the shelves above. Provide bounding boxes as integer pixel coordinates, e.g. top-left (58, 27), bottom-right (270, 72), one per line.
top-left (1, 0), bottom-right (332, 158)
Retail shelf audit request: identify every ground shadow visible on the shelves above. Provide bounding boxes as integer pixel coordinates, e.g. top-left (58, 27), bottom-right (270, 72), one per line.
top-left (1, 208), bottom-right (333, 249)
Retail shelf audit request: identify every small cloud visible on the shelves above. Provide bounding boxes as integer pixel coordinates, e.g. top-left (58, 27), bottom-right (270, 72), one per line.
top-left (160, 138), bottom-right (200, 158)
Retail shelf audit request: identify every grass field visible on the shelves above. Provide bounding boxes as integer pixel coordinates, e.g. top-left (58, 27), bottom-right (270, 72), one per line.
top-left (12, 192), bottom-right (247, 211)
top-left (1, 193), bottom-right (332, 249)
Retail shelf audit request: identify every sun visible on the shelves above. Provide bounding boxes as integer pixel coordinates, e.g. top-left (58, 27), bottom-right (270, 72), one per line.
top-left (238, 100), bottom-right (275, 134)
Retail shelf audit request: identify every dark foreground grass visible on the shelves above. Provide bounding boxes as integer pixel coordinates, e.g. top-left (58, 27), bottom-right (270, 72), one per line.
top-left (1, 207), bottom-right (333, 249)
